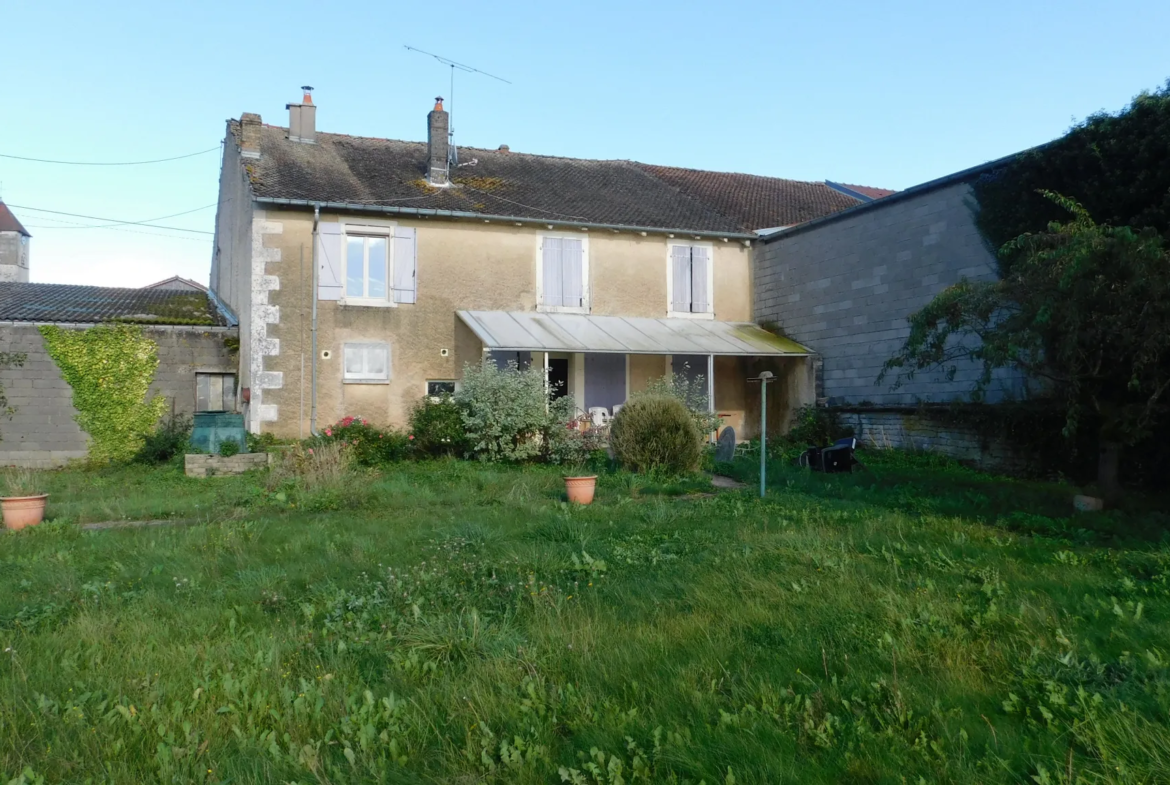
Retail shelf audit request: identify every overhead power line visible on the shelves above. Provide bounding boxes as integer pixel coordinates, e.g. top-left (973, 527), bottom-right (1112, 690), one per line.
top-left (6, 203), bottom-right (215, 234)
top-left (0, 146), bottom-right (220, 166)
top-left (17, 202), bottom-right (221, 230)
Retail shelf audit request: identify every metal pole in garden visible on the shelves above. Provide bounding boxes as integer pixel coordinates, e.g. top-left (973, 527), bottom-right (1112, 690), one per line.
top-left (751, 371), bottom-right (775, 498)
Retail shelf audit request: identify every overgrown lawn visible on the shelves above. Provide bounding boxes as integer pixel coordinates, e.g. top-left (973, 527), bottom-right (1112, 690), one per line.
top-left (2, 456), bottom-right (1169, 783)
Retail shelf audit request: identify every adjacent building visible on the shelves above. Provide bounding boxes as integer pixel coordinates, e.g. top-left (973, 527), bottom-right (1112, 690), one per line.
top-left (0, 201), bottom-right (31, 283)
top-left (210, 91), bottom-right (882, 438)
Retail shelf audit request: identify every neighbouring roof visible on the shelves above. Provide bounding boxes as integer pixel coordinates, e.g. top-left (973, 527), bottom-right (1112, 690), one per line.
top-left (0, 202), bottom-right (30, 237)
top-left (141, 275), bottom-right (207, 293)
top-left (241, 122), bottom-right (886, 234)
top-left (457, 310), bottom-right (810, 356)
top-left (825, 181), bottom-right (898, 202)
top-left (0, 282), bottom-right (228, 325)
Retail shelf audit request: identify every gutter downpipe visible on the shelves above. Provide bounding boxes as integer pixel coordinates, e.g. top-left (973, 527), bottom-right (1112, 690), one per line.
top-left (310, 204), bottom-right (320, 436)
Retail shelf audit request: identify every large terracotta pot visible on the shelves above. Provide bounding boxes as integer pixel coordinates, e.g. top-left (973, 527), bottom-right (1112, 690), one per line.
top-left (2, 494), bottom-right (49, 531)
top-left (564, 476), bottom-right (598, 505)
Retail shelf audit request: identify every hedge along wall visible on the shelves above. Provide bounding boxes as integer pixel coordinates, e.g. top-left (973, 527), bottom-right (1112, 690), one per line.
top-left (0, 323), bottom-right (239, 467)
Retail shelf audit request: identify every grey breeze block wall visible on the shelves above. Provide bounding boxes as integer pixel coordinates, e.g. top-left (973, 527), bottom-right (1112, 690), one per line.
top-left (0, 324), bottom-right (239, 468)
top-left (754, 181), bottom-right (1024, 406)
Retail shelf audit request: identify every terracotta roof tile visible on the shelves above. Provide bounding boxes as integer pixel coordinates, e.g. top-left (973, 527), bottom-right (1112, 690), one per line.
top-left (0, 202), bottom-right (30, 236)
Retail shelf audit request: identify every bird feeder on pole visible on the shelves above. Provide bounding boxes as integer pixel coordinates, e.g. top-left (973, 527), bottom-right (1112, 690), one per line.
top-left (749, 371), bottom-right (775, 498)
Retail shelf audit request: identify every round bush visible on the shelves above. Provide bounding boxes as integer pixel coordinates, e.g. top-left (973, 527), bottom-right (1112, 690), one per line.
top-left (610, 395), bottom-right (704, 474)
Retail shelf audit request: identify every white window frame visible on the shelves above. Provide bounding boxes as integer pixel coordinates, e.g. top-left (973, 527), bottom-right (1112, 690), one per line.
top-left (425, 380), bottom-right (458, 398)
top-left (340, 221), bottom-right (395, 308)
top-left (536, 232), bottom-right (590, 314)
top-left (343, 342), bottom-right (391, 384)
top-left (666, 241), bottom-right (716, 319)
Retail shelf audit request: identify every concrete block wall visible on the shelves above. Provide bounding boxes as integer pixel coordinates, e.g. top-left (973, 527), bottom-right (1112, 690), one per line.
top-left (754, 181), bottom-right (1024, 405)
top-left (843, 409), bottom-right (1025, 474)
top-left (0, 324), bottom-right (238, 467)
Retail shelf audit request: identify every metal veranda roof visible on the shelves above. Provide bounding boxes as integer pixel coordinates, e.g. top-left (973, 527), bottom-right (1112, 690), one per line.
top-left (456, 311), bottom-right (810, 356)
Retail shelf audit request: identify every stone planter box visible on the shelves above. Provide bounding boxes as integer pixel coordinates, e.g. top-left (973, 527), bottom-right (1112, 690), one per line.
top-left (185, 452), bottom-right (271, 478)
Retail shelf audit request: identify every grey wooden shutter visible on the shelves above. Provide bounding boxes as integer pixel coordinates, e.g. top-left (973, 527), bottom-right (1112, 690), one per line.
top-left (542, 237), bottom-right (563, 307)
top-left (562, 238), bottom-right (584, 307)
top-left (690, 246), bottom-right (710, 313)
top-left (392, 227), bottom-right (417, 303)
top-left (671, 245), bottom-right (692, 312)
top-left (317, 222), bottom-right (343, 301)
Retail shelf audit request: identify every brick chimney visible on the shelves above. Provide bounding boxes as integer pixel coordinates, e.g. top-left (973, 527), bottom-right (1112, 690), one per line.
top-left (427, 97), bottom-right (449, 186)
top-left (240, 113), bottom-right (262, 159)
top-left (287, 86), bottom-right (316, 143)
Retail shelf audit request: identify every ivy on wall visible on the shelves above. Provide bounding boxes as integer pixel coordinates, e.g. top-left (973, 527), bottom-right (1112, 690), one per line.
top-left (39, 324), bottom-right (166, 463)
top-left (0, 350), bottom-right (29, 442)
top-left (973, 81), bottom-right (1170, 266)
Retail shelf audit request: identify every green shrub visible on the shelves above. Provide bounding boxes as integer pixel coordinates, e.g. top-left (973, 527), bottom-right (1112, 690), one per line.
top-left (218, 439), bottom-right (241, 457)
top-left (320, 416), bottom-right (410, 466)
top-left (785, 405), bottom-right (853, 447)
top-left (134, 414), bottom-right (192, 464)
top-left (639, 371), bottom-right (721, 436)
top-left (246, 431), bottom-right (283, 454)
top-left (610, 394), bottom-right (704, 475)
top-left (409, 395), bottom-right (466, 458)
top-left (455, 361), bottom-right (575, 462)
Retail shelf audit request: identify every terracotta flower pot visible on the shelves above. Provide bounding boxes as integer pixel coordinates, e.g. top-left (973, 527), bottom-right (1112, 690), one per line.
top-left (564, 476), bottom-right (598, 505)
top-left (2, 494), bottom-right (49, 531)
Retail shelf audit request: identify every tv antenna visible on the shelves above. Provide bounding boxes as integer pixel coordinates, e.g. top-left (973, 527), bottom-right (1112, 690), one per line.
top-left (403, 45), bottom-right (511, 148)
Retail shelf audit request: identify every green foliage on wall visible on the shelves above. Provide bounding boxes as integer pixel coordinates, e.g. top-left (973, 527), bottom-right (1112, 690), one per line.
top-left (973, 81), bottom-right (1170, 266)
top-left (39, 324), bottom-right (167, 463)
top-left (0, 350), bottom-right (29, 442)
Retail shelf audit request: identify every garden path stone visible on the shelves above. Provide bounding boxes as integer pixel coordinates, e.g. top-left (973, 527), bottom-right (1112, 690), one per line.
top-left (711, 474), bottom-right (747, 490)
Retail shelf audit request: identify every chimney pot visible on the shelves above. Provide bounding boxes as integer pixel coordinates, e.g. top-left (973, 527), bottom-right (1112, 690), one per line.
top-left (240, 113), bottom-right (262, 159)
top-left (286, 87), bottom-right (317, 143)
top-left (427, 97), bottom-right (450, 186)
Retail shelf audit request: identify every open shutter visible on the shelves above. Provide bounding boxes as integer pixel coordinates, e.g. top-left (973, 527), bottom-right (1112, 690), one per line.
top-left (542, 237), bottom-right (563, 307)
top-left (317, 222), bottom-right (342, 301)
top-left (392, 227), bottom-right (417, 303)
top-left (690, 246), bottom-right (710, 313)
top-left (561, 238), bottom-right (584, 307)
top-left (671, 245), bottom-right (691, 312)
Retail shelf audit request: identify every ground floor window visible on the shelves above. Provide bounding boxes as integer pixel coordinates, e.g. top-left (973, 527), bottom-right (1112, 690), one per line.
top-left (195, 373), bottom-right (236, 412)
top-left (426, 380), bottom-right (456, 397)
top-left (344, 342), bottom-right (390, 383)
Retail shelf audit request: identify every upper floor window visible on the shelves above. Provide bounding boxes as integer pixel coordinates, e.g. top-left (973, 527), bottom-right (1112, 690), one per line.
top-left (668, 243), bottom-right (713, 317)
top-left (346, 230), bottom-right (390, 303)
top-left (538, 234), bottom-right (589, 312)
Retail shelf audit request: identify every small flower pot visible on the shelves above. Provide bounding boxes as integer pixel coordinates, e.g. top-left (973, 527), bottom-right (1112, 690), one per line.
top-left (2, 494), bottom-right (49, 531)
top-left (564, 475), bottom-right (598, 505)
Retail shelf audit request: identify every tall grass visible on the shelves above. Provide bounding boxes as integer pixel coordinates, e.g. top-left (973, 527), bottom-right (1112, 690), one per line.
top-left (1, 458), bottom-right (1168, 783)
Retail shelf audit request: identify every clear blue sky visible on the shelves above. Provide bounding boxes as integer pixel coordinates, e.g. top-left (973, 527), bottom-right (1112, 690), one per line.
top-left (3, 0), bottom-right (1168, 287)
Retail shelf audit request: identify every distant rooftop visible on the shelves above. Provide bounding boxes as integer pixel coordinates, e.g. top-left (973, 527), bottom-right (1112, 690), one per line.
top-left (0, 202), bottom-right (30, 237)
top-left (0, 282), bottom-right (228, 325)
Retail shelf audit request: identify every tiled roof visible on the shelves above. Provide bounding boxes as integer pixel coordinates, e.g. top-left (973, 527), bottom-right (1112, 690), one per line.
top-left (242, 123), bottom-right (875, 233)
top-left (635, 164), bottom-right (864, 230)
top-left (832, 182), bottom-right (897, 201)
top-left (0, 283), bottom-right (227, 325)
top-left (0, 202), bottom-right (30, 236)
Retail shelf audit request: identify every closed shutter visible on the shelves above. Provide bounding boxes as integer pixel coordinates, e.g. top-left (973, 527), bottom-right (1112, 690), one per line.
top-left (690, 246), bottom-right (710, 313)
top-left (561, 237), bottom-right (584, 307)
top-left (317, 222), bottom-right (343, 301)
top-left (542, 237), bottom-right (564, 307)
top-left (671, 245), bottom-right (692, 312)
top-left (392, 227), bottom-right (417, 303)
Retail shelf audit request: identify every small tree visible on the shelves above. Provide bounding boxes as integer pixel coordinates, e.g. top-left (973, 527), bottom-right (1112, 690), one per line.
top-left (881, 193), bottom-right (1170, 500)
top-left (455, 361), bottom-right (575, 462)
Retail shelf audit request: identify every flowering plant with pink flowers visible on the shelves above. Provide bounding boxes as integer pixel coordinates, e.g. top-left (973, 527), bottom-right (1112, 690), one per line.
top-left (317, 415), bottom-right (411, 466)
